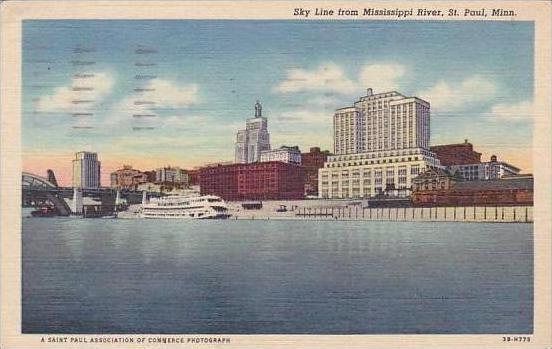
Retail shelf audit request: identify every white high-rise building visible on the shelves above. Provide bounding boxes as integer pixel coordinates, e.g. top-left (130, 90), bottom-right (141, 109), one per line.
top-left (72, 151), bottom-right (101, 189)
top-left (334, 88), bottom-right (430, 154)
top-left (319, 89), bottom-right (440, 199)
top-left (235, 101), bottom-right (271, 164)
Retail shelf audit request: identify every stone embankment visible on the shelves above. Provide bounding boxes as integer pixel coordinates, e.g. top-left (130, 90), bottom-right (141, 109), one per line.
top-left (227, 200), bottom-right (533, 223)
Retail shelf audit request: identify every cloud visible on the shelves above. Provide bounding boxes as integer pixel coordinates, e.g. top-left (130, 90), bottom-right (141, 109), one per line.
top-left (487, 100), bottom-right (534, 122)
top-left (358, 64), bottom-right (406, 92)
top-left (417, 75), bottom-right (497, 111)
top-left (272, 62), bottom-right (409, 127)
top-left (36, 72), bottom-right (114, 113)
top-left (144, 79), bottom-right (199, 108)
top-left (273, 62), bottom-right (356, 95)
top-left (118, 78), bottom-right (198, 113)
top-left (273, 62), bottom-right (409, 97)
top-left (108, 79), bottom-right (199, 128)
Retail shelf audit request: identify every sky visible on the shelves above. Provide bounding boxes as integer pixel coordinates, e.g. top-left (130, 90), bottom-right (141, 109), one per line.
top-left (22, 20), bottom-right (534, 186)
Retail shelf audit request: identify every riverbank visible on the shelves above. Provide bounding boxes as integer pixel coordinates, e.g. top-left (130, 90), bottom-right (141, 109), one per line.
top-left (227, 201), bottom-right (533, 223)
top-left (114, 200), bottom-right (533, 223)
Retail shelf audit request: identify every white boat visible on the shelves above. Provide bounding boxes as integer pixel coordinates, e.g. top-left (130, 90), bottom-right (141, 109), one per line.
top-left (140, 195), bottom-right (231, 219)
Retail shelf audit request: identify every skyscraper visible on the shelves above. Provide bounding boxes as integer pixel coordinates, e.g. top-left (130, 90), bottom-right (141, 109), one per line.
top-left (333, 88), bottom-right (430, 155)
top-left (319, 88), bottom-right (440, 199)
top-left (72, 151), bottom-right (101, 188)
top-left (235, 101), bottom-right (271, 164)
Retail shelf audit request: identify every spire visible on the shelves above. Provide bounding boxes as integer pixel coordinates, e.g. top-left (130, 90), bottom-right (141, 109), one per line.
top-left (255, 100), bottom-right (262, 117)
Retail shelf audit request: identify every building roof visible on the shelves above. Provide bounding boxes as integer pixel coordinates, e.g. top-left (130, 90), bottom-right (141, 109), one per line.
top-left (335, 106), bottom-right (358, 112)
top-left (414, 167), bottom-right (458, 180)
top-left (429, 143), bottom-right (481, 155)
top-left (431, 141), bottom-right (475, 149)
top-left (452, 176), bottom-right (533, 192)
top-left (278, 145), bottom-right (300, 151)
top-left (448, 160), bottom-right (521, 172)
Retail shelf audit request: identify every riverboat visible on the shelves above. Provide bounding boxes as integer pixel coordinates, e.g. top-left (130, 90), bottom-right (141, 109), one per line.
top-left (140, 195), bottom-right (230, 219)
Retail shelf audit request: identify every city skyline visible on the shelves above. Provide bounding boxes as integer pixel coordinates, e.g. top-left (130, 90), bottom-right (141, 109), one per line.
top-left (22, 20), bottom-right (534, 186)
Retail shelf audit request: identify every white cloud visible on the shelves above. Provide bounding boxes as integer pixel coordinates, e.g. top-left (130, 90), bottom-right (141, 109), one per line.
top-left (108, 79), bottom-right (199, 127)
top-left (358, 64), bottom-right (406, 92)
top-left (145, 79), bottom-right (199, 108)
top-left (273, 62), bottom-right (408, 97)
top-left (272, 63), bottom-right (409, 128)
top-left (273, 62), bottom-right (356, 95)
top-left (418, 76), bottom-right (497, 111)
top-left (488, 100), bottom-right (534, 122)
top-left (36, 72), bottom-right (114, 113)
top-left (118, 78), bottom-right (198, 113)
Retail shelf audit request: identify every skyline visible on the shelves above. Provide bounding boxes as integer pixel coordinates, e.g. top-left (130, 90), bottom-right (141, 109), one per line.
top-left (22, 20), bottom-right (534, 186)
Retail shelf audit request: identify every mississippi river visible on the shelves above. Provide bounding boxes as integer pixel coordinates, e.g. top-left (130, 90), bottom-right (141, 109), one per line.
top-left (22, 218), bottom-right (533, 334)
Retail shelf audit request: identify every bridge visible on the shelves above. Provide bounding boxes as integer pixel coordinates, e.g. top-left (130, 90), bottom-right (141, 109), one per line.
top-left (22, 172), bottom-right (156, 216)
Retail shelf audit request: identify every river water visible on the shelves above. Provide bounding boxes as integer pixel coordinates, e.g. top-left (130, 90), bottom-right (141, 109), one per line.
top-left (22, 218), bottom-right (533, 334)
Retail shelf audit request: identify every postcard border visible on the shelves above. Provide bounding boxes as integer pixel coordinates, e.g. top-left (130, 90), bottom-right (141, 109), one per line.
top-left (1, 1), bottom-right (551, 348)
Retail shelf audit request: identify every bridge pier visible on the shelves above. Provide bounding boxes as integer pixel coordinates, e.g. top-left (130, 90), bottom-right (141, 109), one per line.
top-left (71, 188), bottom-right (83, 215)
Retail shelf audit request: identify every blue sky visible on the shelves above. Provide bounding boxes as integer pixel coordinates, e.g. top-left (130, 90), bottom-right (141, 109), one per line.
top-left (22, 20), bottom-right (534, 181)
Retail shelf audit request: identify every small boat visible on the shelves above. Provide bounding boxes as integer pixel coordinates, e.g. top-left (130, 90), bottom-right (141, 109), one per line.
top-left (140, 195), bottom-right (231, 219)
top-left (101, 215), bottom-right (118, 219)
top-left (30, 205), bottom-right (58, 217)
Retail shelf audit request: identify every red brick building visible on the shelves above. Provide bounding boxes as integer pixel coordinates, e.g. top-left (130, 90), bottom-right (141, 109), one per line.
top-left (199, 161), bottom-right (305, 201)
top-left (412, 170), bottom-right (533, 206)
top-left (187, 169), bottom-right (200, 186)
top-left (302, 147), bottom-right (331, 197)
top-left (430, 139), bottom-right (482, 166)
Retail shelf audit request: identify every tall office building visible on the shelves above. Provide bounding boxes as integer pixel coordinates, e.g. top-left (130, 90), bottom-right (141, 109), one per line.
top-left (334, 88), bottom-right (430, 154)
top-left (72, 151), bottom-right (101, 188)
top-left (235, 101), bottom-right (271, 164)
top-left (319, 89), bottom-right (440, 199)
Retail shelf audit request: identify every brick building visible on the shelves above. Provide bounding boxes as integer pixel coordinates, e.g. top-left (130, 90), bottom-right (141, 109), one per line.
top-left (411, 167), bottom-right (463, 192)
top-left (302, 147), bottom-right (331, 197)
top-left (110, 165), bottom-right (148, 190)
top-left (199, 161), bottom-right (305, 201)
top-left (143, 170), bottom-right (157, 183)
top-left (412, 169), bottom-right (533, 206)
top-left (187, 169), bottom-right (200, 186)
top-left (430, 139), bottom-right (482, 166)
